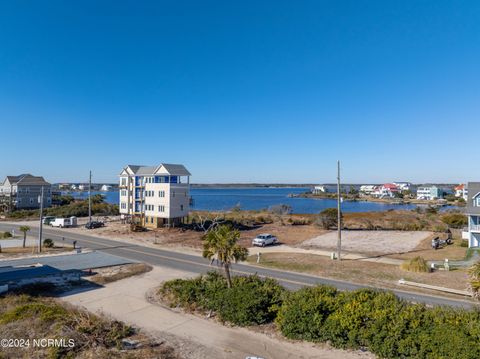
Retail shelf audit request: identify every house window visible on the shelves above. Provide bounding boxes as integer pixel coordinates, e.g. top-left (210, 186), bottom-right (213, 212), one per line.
top-left (158, 205), bottom-right (165, 212)
top-left (30, 198), bottom-right (34, 204)
top-left (476, 197), bottom-right (480, 207)
top-left (159, 191), bottom-right (165, 197)
top-left (172, 191), bottom-right (175, 197)
top-left (180, 205), bottom-right (184, 211)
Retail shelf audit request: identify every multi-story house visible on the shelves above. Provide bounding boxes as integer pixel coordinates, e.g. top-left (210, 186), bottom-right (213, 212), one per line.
top-left (359, 185), bottom-right (377, 196)
top-left (466, 182), bottom-right (480, 248)
top-left (454, 184), bottom-right (468, 201)
top-left (0, 174), bottom-right (52, 211)
top-left (416, 186), bottom-right (443, 200)
top-left (119, 164), bottom-right (191, 228)
top-left (372, 183), bottom-right (399, 198)
top-left (393, 182), bottom-right (413, 192)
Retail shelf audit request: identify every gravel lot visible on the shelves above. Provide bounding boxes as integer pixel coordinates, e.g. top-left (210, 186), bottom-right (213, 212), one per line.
top-left (301, 230), bottom-right (433, 255)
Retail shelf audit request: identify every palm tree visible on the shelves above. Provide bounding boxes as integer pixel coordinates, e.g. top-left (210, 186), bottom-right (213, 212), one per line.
top-left (202, 224), bottom-right (248, 288)
top-left (19, 225), bottom-right (31, 248)
top-left (468, 261), bottom-right (480, 300)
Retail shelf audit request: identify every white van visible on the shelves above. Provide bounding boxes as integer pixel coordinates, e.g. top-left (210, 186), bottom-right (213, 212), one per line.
top-left (50, 216), bottom-right (77, 228)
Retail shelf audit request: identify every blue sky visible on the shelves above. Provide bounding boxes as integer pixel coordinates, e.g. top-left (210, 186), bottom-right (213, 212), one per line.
top-left (1, 1), bottom-right (479, 184)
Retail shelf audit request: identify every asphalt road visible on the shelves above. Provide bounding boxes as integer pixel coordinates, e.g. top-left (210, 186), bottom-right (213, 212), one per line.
top-left (0, 222), bottom-right (476, 309)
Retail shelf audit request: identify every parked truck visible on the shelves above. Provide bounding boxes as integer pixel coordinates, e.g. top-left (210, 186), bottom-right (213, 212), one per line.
top-left (50, 216), bottom-right (77, 228)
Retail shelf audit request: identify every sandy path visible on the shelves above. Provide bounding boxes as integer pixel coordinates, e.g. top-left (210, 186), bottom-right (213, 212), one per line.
top-left (62, 266), bottom-right (373, 359)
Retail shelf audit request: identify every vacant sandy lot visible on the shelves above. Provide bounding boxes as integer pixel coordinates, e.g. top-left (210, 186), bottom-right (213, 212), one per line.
top-left (302, 230), bottom-right (433, 255)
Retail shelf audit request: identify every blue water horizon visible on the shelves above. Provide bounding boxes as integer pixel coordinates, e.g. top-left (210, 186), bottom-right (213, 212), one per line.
top-left (65, 187), bottom-right (456, 214)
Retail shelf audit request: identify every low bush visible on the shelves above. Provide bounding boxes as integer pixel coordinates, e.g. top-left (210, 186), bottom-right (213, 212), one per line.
top-left (162, 273), bottom-right (480, 358)
top-left (400, 256), bottom-right (430, 272)
top-left (441, 213), bottom-right (468, 228)
top-left (43, 238), bottom-right (54, 248)
top-left (160, 271), bottom-right (284, 326)
top-left (2, 231), bottom-right (12, 239)
top-left (277, 287), bottom-right (480, 358)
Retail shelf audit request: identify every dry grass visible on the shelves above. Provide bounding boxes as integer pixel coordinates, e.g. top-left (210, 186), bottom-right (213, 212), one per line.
top-left (386, 237), bottom-right (468, 261)
top-left (0, 245), bottom-right (74, 256)
top-left (247, 252), bottom-right (470, 292)
top-left (400, 256), bottom-right (430, 273)
top-left (343, 210), bottom-right (448, 231)
top-left (88, 263), bottom-right (153, 285)
top-left (0, 294), bottom-right (180, 358)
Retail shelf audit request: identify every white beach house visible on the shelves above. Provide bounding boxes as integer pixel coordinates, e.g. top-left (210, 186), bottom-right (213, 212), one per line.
top-left (119, 164), bottom-right (191, 228)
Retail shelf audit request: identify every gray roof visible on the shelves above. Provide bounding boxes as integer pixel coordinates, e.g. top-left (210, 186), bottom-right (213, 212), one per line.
top-left (2, 174), bottom-right (50, 187)
top-left (0, 265), bottom-right (61, 284)
top-left (160, 164), bottom-right (191, 176)
top-left (466, 182), bottom-right (480, 215)
top-left (0, 251), bottom-right (134, 272)
top-left (123, 164), bottom-right (191, 176)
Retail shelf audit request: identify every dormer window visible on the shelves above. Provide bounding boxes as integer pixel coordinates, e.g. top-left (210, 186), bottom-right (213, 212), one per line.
top-left (476, 197), bottom-right (480, 207)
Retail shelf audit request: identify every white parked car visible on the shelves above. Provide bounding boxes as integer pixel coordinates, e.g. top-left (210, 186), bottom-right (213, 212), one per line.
top-left (252, 234), bottom-right (278, 247)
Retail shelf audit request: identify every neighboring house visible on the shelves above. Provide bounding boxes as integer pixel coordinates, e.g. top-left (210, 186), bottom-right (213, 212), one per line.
top-left (393, 182), bottom-right (413, 192)
top-left (78, 184), bottom-right (88, 191)
top-left (465, 182), bottom-right (480, 248)
top-left (454, 184), bottom-right (468, 201)
top-left (100, 184), bottom-right (112, 191)
top-left (312, 185), bottom-right (336, 194)
top-left (359, 185), bottom-right (377, 196)
top-left (0, 174), bottom-right (52, 211)
top-left (373, 183), bottom-right (399, 198)
top-left (416, 186), bottom-right (443, 200)
top-left (119, 164), bottom-right (191, 228)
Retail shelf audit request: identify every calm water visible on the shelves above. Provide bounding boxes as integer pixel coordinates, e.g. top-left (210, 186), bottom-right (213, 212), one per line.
top-left (65, 187), bottom-right (453, 214)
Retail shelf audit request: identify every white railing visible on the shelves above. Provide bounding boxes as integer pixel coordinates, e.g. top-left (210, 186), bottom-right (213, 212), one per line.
top-left (471, 224), bottom-right (480, 232)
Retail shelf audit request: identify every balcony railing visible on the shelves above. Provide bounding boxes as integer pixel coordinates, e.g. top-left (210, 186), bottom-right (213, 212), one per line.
top-left (471, 224), bottom-right (480, 232)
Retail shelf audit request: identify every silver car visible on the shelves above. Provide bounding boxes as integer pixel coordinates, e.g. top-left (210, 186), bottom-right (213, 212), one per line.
top-left (252, 233), bottom-right (278, 247)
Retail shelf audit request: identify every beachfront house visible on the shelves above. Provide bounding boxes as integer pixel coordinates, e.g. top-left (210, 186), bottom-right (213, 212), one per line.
top-left (372, 183), bottom-right (399, 198)
top-left (465, 182), bottom-right (480, 248)
top-left (393, 182), bottom-right (413, 192)
top-left (312, 185), bottom-right (336, 194)
top-left (455, 184), bottom-right (468, 201)
top-left (0, 174), bottom-right (52, 211)
top-left (416, 186), bottom-right (443, 200)
top-left (100, 184), bottom-right (112, 191)
top-left (119, 164), bottom-right (191, 228)
top-left (359, 185), bottom-right (377, 196)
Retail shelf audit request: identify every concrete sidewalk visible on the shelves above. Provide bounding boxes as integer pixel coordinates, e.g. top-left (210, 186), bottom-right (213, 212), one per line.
top-left (248, 245), bottom-right (404, 266)
top-left (62, 266), bottom-right (372, 359)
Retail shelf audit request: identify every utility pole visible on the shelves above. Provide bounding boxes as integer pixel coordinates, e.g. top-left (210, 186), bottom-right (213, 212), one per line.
top-left (38, 186), bottom-right (44, 253)
top-left (336, 160), bottom-right (342, 261)
top-left (88, 170), bottom-right (92, 226)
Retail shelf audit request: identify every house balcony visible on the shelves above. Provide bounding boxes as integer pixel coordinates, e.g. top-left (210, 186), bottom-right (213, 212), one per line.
top-left (471, 224), bottom-right (480, 233)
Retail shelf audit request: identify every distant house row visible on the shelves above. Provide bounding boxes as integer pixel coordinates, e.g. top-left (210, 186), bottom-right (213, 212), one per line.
top-left (313, 182), bottom-right (469, 201)
top-left (56, 183), bottom-right (115, 191)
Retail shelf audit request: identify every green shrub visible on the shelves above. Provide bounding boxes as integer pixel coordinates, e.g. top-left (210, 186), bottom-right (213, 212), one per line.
top-left (400, 256), bottom-right (429, 272)
top-left (217, 275), bottom-right (283, 325)
top-left (317, 208), bottom-right (342, 229)
top-left (162, 273), bottom-right (480, 358)
top-left (43, 238), bottom-right (54, 248)
top-left (160, 272), bottom-right (284, 326)
top-left (441, 213), bottom-right (468, 228)
top-left (277, 287), bottom-right (480, 358)
top-left (2, 231), bottom-right (12, 239)
top-left (276, 286), bottom-right (342, 341)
